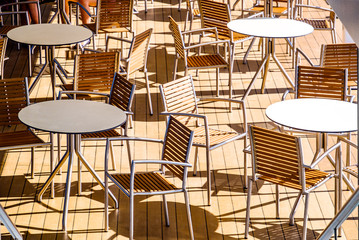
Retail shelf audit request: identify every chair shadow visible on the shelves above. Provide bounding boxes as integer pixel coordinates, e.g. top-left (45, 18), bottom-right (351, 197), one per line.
top-left (0, 232), bottom-right (71, 240)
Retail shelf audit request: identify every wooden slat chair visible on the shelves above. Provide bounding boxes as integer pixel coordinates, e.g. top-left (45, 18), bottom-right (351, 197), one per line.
top-left (59, 72), bottom-right (136, 170)
top-left (184, 0), bottom-right (201, 31)
top-left (168, 16), bottom-right (232, 98)
top-left (245, 126), bottom-right (337, 240)
top-left (0, 1), bottom-right (41, 77)
top-left (234, 0), bottom-right (292, 19)
top-left (106, 28), bottom-right (154, 115)
top-left (0, 37), bottom-right (8, 79)
top-left (159, 75), bottom-right (248, 205)
top-left (198, 0), bottom-right (256, 70)
top-left (296, 43), bottom-right (358, 95)
top-left (104, 116), bottom-right (195, 240)
top-left (0, 78), bottom-right (54, 188)
top-left (338, 136), bottom-right (358, 191)
top-left (56, 51), bottom-right (120, 96)
top-left (72, 0), bottom-right (134, 49)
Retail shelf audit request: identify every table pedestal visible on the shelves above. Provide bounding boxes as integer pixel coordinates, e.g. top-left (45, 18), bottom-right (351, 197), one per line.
top-left (241, 38), bottom-right (295, 100)
top-left (49, 0), bottom-right (70, 24)
top-left (37, 134), bottom-right (118, 231)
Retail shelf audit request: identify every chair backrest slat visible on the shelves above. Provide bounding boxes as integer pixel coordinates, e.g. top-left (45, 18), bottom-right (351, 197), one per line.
top-left (0, 78), bottom-right (29, 126)
top-left (162, 117), bottom-right (193, 180)
top-left (160, 75), bottom-right (198, 126)
top-left (250, 126), bottom-right (301, 185)
top-left (296, 66), bottom-right (347, 101)
top-left (109, 73), bottom-right (136, 112)
top-left (75, 51), bottom-right (119, 92)
top-left (98, 0), bottom-right (133, 30)
top-left (168, 16), bottom-right (186, 59)
top-left (127, 28), bottom-right (152, 74)
top-left (321, 43), bottom-right (358, 87)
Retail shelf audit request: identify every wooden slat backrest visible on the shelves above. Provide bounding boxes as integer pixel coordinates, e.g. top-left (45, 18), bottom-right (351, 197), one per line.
top-left (160, 75), bottom-right (198, 126)
top-left (0, 78), bottom-right (29, 126)
top-left (162, 117), bottom-right (193, 180)
top-left (168, 16), bottom-right (186, 59)
top-left (98, 0), bottom-right (133, 30)
top-left (109, 73), bottom-right (136, 111)
top-left (296, 66), bottom-right (347, 101)
top-left (199, 0), bottom-right (231, 39)
top-left (127, 28), bottom-right (152, 75)
top-left (321, 43), bottom-right (358, 87)
top-left (250, 126), bottom-right (302, 187)
top-left (75, 51), bottom-right (119, 92)
top-left (0, 37), bottom-right (7, 79)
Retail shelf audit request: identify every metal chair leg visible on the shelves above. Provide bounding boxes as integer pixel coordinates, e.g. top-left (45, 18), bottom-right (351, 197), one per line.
top-left (163, 195), bottom-right (170, 227)
top-left (31, 147), bottom-right (35, 179)
top-left (129, 192), bottom-right (134, 240)
top-left (244, 179), bottom-right (253, 238)
top-left (289, 192), bottom-right (303, 225)
top-left (302, 193), bottom-right (310, 240)
top-left (193, 147), bottom-right (199, 176)
top-left (145, 70), bottom-right (153, 115)
top-left (110, 141), bottom-right (116, 170)
top-left (184, 190), bottom-right (194, 240)
top-left (275, 185), bottom-right (280, 219)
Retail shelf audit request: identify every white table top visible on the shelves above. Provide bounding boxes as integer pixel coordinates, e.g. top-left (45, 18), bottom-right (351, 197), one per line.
top-left (227, 18), bottom-right (314, 38)
top-left (7, 24), bottom-right (93, 46)
top-left (266, 98), bottom-right (358, 133)
top-left (19, 100), bottom-right (126, 134)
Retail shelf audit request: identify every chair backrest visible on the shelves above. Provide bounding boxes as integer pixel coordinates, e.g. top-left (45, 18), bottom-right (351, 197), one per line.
top-left (74, 51), bottom-right (120, 92)
top-left (168, 16), bottom-right (186, 59)
top-left (198, 0), bottom-right (232, 39)
top-left (127, 28), bottom-right (153, 75)
top-left (295, 65), bottom-right (348, 101)
top-left (321, 43), bottom-right (358, 87)
top-left (162, 116), bottom-right (194, 180)
top-left (159, 75), bottom-right (199, 126)
top-left (0, 77), bottom-right (29, 126)
top-left (109, 72), bottom-right (136, 112)
top-left (97, 0), bottom-right (133, 32)
top-left (0, 37), bottom-right (7, 79)
top-left (0, 1), bottom-right (41, 24)
top-left (249, 126), bottom-right (303, 189)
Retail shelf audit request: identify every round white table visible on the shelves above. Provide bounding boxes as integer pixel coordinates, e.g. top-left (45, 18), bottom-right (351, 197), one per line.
top-left (19, 100), bottom-right (126, 231)
top-left (227, 18), bottom-right (314, 100)
top-left (7, 24), bottom-right (92, 96)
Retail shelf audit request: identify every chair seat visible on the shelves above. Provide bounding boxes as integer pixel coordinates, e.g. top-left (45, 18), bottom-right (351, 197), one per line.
top-left (260, 167), bottom-right (332, 190)
top-left (0, 130), bottom-right (45, 149)
top-left (82, 129), bottom-right (122, 139)
top-left (192, 8), bottom-right (200, 16)
top-left (296, 18), bottom-right (331, 29)
top-left (110, 172), bottom-right (177, 195)
top-left (250, 6), bottom-right (287, 14)
top-left (208, 32), bottom-right (252, 42)
top-left (343, 166), bottom-right (358, 177)
top-left (193, 126), bottom-right (239, 147)
top-left (0, 26), bottom-right (17, 35)
top-left (187, 54), bottom-right (227, 68)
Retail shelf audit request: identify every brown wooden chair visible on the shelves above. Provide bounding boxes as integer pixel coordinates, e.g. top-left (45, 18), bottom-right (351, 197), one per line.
top-left (104, 116), bottom-right (195, 240)
top-left (245, 126), bottom-right (337, 240)
top-left (0, 37), bottom-right (8, 79)
top-left (297, 43), bottom-right (358, 94)
top-left (159, 75), bottom-right (248, 205)
top-left (168, 16), bottom-right (232, 98)
top-left (198, 0), bottom-right (258, 69)
top-left (234, 0), bottom-right (292, 18)
top-left (56, 51), bottom-right (120, 96)
top-left (0, 78), bottom-right (54, 191)
top-left (106, 28), bottom-right (154, 115)
top-left (72, 0), bottom-right (134, 49)
top-left (0, 1), bottom-right (41, 77)
top-left (59, 72), bottom-right (136, 170)
top-left (184, 0), bottom-right (201, 31)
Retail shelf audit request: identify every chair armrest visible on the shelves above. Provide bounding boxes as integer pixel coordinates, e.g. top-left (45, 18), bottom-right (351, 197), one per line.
top-left (199, 97), bottom-right (245, 105)
top-left (295, 4), bottom-right (334, 13)
top-left (106, 36), bottom-right (132, 52)
top-left (57, 90), bottom-right (110, 100)
top-left (108, 136), bottom-right (164, 144)
top-left (185, 40), bottom-right (230, 50)
top-left (310, 141), bottom-right (341, 168)
top-left (160, 111), bottom-right (206, 120)
top-left (246, 12), bottom-right (264, 18)
top-left (182, 27), bottom-right (218, 36)
top-left (281, 89), bottom-right (294, 101)
top-left (295, 48), bottom-right (317, 67)
top-left (82, 48), bottom-right (103, 53)
top-left (338, 136), bottom-right (358, 149)
top-left (68, 1), bottom-right (94, 18)
top-left (132, 160), bottom-right (192, 168)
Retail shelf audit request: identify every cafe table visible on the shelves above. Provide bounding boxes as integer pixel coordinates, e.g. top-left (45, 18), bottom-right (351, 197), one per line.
top-left (18, 100), bottom-right (126, 231)
top-left (227, 18), bottom-right (313, 100)
top-left (7, 24), bottom-right (92, 98)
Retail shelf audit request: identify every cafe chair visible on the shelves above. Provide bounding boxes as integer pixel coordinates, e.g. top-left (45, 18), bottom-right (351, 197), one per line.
top-left (168, 16), bottom-right (232, 98)
top-left (0, 37), bottom-right (8, 79)
top-left (104, 116), bottom-right (195, 240)
top-left (59, 72), bottom-right (136, 170)
top-left (234, 0), bottom-right (292, 19)
top-left (245, 126), bottom-right (337, 240)
top-left (338, 136), bottom-right (358, 191)
top-left (106, 28), bottom-right (154, 115)
top-left (0, 1), bottom-right (42, 77)
top-left (159, 75), bottom-right (248, 205)
top-left (71, 0), bottom-right (134, 49)
top-left (198, 0), bottom-right (258, 69)
top-left (0, 77), bottom-right (54, 190)
top-left (184, 0), bottom-right (201, 31)
top-left (296, 43), bottom-right (358, 95)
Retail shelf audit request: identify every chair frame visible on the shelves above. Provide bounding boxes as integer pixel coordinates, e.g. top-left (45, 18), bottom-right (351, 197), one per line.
top-left (169, 16), bottom-right (232, 98)
top-left (104, 116), bottom-right (195, 240)
top-left (159, 75), bottom-right (248, 205)
top-left (245, 125), bottom-right (339, 240)
top-left (0, 37), bottom-right (8, 79)
top-left (106, 28), bottom-right (154, 115)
